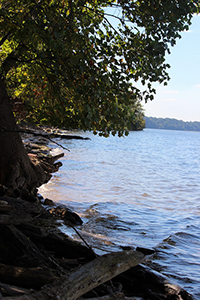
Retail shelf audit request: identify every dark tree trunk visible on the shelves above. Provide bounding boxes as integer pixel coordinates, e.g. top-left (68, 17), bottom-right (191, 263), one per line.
top-left (0, 78), bottom-right (48, 196)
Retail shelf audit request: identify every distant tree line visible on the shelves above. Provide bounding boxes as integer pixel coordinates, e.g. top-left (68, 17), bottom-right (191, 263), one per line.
top-left (145, 117), bottom-right (200, 131)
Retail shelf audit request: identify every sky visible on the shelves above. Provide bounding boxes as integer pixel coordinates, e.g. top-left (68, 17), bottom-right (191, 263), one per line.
top-left (143, 15), bottom-right (200, 122)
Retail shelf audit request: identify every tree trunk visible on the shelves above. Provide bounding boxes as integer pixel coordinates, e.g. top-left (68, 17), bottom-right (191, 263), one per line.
top-left (0, 78), bottom-right (48, 196)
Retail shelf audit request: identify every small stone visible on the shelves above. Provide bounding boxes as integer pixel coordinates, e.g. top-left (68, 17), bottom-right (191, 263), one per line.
top-left (49, 205), bottom-right (83, 225)
top-left (64, 210), bottom-right (83, 226)
top-left (44, 198), bottom-right (55, 206)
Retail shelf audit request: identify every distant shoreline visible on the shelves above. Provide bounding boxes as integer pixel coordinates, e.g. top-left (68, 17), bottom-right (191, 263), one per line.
top-left (145, 116), bottom-right (200, 132)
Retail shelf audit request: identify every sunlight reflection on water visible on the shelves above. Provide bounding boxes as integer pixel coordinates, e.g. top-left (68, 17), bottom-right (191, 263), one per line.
top-left (39, 129), bottom-right (200, 299)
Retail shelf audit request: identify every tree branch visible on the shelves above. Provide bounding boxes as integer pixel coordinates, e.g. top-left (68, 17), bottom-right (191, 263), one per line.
top-left (0, 126), bottom-right (70, 151)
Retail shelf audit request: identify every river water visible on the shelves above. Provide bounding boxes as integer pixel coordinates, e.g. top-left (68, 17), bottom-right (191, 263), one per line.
top-left (39, 128), bottom-right (200, 299)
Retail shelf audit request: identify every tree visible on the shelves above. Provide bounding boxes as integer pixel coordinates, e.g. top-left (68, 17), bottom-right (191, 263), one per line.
top-left (0, 0), bottom-right (199, 195)
top-left (130, 101), bottom-right (145, 130)
top-left (145, 117), bottom-right (200, 131)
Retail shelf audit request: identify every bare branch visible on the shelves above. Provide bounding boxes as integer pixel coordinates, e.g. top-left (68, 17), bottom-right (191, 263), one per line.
top-left (0, 126), bottom-right (70, 152)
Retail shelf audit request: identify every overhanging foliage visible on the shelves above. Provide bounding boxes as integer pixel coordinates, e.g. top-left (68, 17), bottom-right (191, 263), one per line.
top-left (0, 0), bottom-right (199, 136)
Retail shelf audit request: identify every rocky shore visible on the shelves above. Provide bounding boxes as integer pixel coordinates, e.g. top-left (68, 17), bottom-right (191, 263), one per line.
top-left (0, 126), bottom-right (194, 300)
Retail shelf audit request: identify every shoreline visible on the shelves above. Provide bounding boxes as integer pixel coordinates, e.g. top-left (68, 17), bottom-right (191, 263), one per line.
top-left (0, 126), bottom-right (194, 299)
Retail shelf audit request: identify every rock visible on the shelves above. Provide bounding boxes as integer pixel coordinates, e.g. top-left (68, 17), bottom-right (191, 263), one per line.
top-left (43, 198), bottom-right (55, 206)
top-left (48, 205), bottom-right (83, 225)
top-left (0, 194), bottom-right (194, 300)
top-left (0, 196), bottom-right (45, 225)
top-left (136, 247), bottom-right (155, 255)
top-left (21, 189), bottom-right (39, 203)
top-left (64, 209), bottom-right (83, 225)
top-left (0, 125), bottom-right (192, 299)
top-left (117, 264), bottom-right (193, 300)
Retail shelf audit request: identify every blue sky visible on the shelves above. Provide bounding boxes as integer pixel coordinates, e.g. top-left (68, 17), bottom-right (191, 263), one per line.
top-left (144, 15), bottom-right (200, 122)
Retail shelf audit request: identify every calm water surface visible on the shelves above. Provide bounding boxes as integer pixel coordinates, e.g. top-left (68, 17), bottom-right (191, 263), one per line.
top-left (39, 129), bottom-right (200, 299)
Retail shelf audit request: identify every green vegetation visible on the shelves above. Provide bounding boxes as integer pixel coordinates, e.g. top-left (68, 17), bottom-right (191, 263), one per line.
top-left (0, 0), bottom-right (199, 194)
top-left (1, 0), bottom-right (199, 137)
top-left (130, 101), bottom-right (145, 131)
top-left (145, 116), bottom-right (200, 131)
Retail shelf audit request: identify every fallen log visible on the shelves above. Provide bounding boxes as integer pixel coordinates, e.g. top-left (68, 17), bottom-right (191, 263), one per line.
top-left (40, 250), bottom-right (144, 300)
top-left (3, 250), bottom-right (144, 300)
top-left (19, 126), bottom-right (90, 140)
top-left (0, 263), bottom-right (58, 289)
top-left (0, 295), bottom-right (34, 300)
top-left (78, 293), bottom-right (139, 300)
top-left (0, 204), bottom-right (13, 212)
top-left (0, 283), bottom-right (30, 297)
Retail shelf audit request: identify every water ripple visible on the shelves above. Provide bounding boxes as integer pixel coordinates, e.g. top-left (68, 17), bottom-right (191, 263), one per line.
top-left (39, 129), bottom-right (200, 299)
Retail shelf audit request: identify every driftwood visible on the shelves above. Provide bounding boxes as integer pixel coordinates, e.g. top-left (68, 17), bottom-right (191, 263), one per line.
top-left (51, 250), bottom-right (144, 300)
top-left (19, 127), bottom-right (91, 140)
top-left (3, 250), bottom-right (144, 300)
top-left (0, 295), bottom-right (34, 300)
top-left (0, 194), bottom-right (194, 300)
top-left (0, 128), bottom-right (194, 300)
top-left (0, 204), bottom-right (12, 212)
top-left (0, 263), bottom-right (58, 289)
top-left (78, 293), bottom-right (139, 300)
top-left (0, 283), bottom-right (30, 297)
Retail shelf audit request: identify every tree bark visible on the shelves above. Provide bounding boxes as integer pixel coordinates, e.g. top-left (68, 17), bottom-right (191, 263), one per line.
top-left (0, 78), bottom-right (50, 195)
top-left (40, 250), bottom-right (144, 300)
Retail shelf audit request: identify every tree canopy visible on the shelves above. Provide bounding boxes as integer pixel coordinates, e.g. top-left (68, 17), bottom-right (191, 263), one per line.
top-left (0, 0), bottom-right (199, 137)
